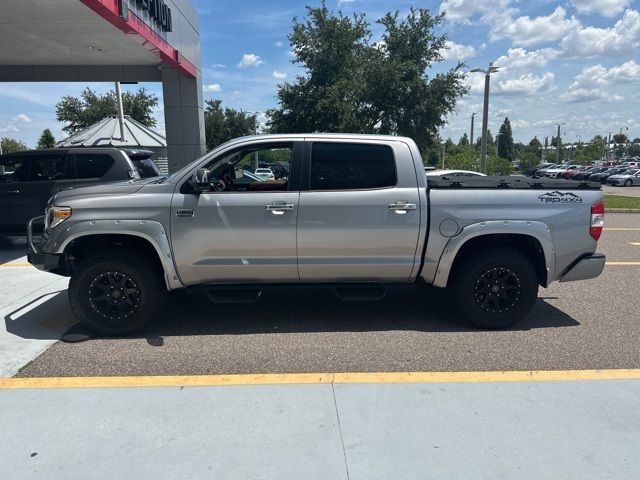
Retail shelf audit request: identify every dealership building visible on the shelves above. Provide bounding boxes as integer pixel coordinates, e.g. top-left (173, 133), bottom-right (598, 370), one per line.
top-left (0, 0), bottom-right (205, 172)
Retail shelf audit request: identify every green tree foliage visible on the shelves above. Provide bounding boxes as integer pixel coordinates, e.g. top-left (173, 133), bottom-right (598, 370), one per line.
top-left (487, 154), bottom-right (513, 175)
top-left (612, 133), bottom-right (628, 144)
top-left (267, 2), bottom-right (467, 156)
top-left (445, 148), bottom-right (477, 171)
top-left (573, 135), bottom-right (606, 164)
top-left (36, 129), bottom-right (56, 150)
top-left (517, 152), bottom-right (540, 173)
top-left (497, 117), bottom-right (515, 160)
top-left (628, 143), bottom-right (640, 157)
top-left (458, 133), bottom-right (469, 146)
top-left (56, 87), bottom-right (158, 134)
top-left (204, 99), bottom-right (257, 151)
top-left (527, 136), bottom-right (542, 153)
top-left (0, 137), bottom-right (28, 154)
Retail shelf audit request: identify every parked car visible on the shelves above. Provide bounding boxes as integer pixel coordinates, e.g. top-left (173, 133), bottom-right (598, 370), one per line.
top-left (563, 166), bottom-right (588, 180)
top-left (607, 169), bottom-right (640, 186)
top-left (254, 167), bottom-right (276, 180)
top-left (572, 167), bottom-right (608, 181)
top-left (545, 165), bottom-right (580, 179)
top-left (589, 167), bottom-right (630, 184)
top-left (28, 134), bottom-right (606, 334)
top-left (534, 163), bottom-right (559, 176)
top-left (425, 169), bottom-right (486, 177)
top-left (0, 147), bottom-right (161, 235)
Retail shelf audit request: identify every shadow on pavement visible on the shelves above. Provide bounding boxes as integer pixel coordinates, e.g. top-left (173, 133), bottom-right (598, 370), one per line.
top-left (4, 290), bottom-right (74, 340)
top-left (5, 284), bottom-right (578, 342)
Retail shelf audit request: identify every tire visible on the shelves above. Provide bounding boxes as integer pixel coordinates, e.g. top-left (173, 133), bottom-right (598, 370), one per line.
top-left (625, 179), bottom-right (632, 187)
top-left (69, 249), bottom-right (167, 335)
top-left (451, 248), bottom-right (538, 329)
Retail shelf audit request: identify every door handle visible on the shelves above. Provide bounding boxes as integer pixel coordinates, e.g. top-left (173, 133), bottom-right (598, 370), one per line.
top-left (1, 190), bottom-right (20, 194)
top-left (265, 202), bottom-right (295, 215)
top-left (388, 201), bottom-right (417, 214)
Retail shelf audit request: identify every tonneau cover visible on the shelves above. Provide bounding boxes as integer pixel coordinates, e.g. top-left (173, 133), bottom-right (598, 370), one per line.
top-left (427, 175), bottom-right (601, 190)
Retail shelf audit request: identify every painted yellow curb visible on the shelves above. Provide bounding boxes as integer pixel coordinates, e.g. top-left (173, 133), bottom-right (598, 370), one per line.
top-left (1, 369), bottom-right (639, 389)
top-left (0, 262), bottom-right (32, 268)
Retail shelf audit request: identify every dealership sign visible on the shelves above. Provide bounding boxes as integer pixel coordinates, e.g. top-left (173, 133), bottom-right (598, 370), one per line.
top-left (135, 0), bottom-right (172, 32)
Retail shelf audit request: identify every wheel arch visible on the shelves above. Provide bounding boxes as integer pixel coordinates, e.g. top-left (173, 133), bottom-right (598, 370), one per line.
top-left (431, 221), bottom-right (554, 288)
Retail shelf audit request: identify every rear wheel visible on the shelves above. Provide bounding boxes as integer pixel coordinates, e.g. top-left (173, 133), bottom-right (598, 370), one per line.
top-left (451, 248), bottom-right (538, 329)
top-left (69, 249), bottom-right (166, 335)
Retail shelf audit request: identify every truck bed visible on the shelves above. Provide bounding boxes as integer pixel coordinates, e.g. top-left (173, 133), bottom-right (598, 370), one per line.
top-left (427, 175), bottom-right (601, 190)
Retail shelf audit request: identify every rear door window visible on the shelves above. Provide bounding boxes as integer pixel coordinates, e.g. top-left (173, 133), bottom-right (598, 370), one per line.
top-left (310, 143), bottom-right (396, 191)
top-left (28, 154), bottom-right (67, 181)
top-left (73, 154), bottom-right (115, 179)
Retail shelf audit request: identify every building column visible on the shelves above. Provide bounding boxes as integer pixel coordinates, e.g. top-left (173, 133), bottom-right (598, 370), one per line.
top-left (161, 66), bottom-right (206, 172)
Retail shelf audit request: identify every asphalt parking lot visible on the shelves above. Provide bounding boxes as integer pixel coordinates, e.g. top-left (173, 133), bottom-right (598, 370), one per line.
top-left (0, 213), bottom-right (636, 378)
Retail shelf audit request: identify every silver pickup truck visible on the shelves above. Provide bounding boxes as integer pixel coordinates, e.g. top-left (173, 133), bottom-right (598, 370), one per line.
top-left (27, 134), bottom-right (606, 334)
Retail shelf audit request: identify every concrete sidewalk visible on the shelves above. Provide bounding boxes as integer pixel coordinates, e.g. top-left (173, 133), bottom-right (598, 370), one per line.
top-left (1, 377), bottom-right (639, 480)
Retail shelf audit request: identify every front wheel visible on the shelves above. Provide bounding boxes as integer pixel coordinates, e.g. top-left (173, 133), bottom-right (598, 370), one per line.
top-left (625, 179), bottom-right (632, 187)
top-left (451, 248), bottom-right (538, 329)
top-left (69, 249), bottom-right (167, 335)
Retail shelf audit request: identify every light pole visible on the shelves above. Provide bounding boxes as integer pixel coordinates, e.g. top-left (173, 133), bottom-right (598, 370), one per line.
top-left (471, 63), bottom-right (499, 174)
top-left (470, 112), bottom-right (477, 146)
top-left (495, 132), bottom-right (501, 158)
top-left (555, 123), bottom-right (565, 164)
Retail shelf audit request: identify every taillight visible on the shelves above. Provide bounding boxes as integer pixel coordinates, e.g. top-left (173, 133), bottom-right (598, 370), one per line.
top-left (590, 201), bottom-right (604, 240)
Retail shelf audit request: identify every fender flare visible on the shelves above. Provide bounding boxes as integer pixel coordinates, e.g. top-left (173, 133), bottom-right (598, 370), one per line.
top-left (53, 219), bottom-right (183, 290)
top-left (431, 220), bottom-right (555, 288)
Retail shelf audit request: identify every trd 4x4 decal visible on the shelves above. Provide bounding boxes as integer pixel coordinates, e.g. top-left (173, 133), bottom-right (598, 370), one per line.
top-left (538, 191), bottom-right (583, 204)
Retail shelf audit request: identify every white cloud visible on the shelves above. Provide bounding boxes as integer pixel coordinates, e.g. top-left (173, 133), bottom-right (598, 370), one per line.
top-left (560, 9), bottom-right (640, 57)
top-left (441, 40), bottom-right (477, 61)
top-left (439, 0), bottom-right (512, 24)
top-left (0, 125), bottom-right (19, 133)
top-left (570, 0), bottom-right (631, 17)
top-left (11, 114), bottom-right (32, 123)
top-left (203, 84), bottom-right (221, 93)
top-left (272, 70), bottom-right (287, 80)
top-left (493, 47), bottom-right (559, 70)
top-left (560, 87), bottom-right (623, 102)
top-left (275, 41), bottom-right (284, 47)
top-left (490, 7), bottom-right (581, 47)
top-left (237, 53), bottom-right (264, 68)
top-left (572, 60), bottom-right (640, 89)
top-left (211, 63), bottom-right (226, 68)
top-left (494, 72), bottom-right (556, 95)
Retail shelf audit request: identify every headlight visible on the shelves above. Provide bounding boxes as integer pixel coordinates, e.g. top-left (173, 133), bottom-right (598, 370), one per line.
top-left (46, 206), bottom-right (72, 229)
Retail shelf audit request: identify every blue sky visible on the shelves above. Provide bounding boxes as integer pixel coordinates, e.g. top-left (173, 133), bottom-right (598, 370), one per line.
top-left (1, 0), bottom-right (639, 147)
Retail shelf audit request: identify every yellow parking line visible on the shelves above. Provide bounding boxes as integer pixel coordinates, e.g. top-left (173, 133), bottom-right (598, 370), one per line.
top-left (606, 262), bottom-right (640, 265)
top-left (0, 262), bottom-right (32, 268)
top-left (629, 243), bottom-right (640, 246)
top-left (1, 369), bottom-right (639, 389)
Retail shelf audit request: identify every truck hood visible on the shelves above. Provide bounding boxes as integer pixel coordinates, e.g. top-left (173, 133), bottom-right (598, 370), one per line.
top-left (50, 179), bottom-right (151, 205)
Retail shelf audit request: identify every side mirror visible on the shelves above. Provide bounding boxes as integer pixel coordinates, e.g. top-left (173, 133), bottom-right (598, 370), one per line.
top-left (188, 168), bottom-right (211, 193)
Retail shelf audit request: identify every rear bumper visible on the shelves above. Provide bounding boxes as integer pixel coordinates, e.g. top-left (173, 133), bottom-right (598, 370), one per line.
top-left (26, 216), bottom-right (62, 273)
top-left (559, 254), bottom-right (606, 283)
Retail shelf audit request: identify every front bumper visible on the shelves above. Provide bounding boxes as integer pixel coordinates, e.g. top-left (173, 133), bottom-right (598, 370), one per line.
top-left (559, 254), bottom-right (606, 283)
top-left (26, 215), bottom-right (62, 273)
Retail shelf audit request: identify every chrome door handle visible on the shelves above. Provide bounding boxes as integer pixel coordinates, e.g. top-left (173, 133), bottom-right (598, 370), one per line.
top-left (265, 202), bottom-right (295, 215)
top-left (2, 190), bottom-right (20, 194)
top-left (388, 201), bottom-right (417, 214)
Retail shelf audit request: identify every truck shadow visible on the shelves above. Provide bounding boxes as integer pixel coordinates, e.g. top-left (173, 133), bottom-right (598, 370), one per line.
top-left (5, 286), bottom-right (579, 342)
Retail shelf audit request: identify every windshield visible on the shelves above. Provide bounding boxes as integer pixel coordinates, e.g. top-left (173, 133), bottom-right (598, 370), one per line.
top-left (131, 157), bottom-right (162, 178)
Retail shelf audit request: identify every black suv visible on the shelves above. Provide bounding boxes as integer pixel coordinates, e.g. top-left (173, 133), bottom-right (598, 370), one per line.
top-left (0, 147), bottom-right (161, 235)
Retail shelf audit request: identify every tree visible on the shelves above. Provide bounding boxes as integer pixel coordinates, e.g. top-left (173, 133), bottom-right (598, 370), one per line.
top-left (487, 154), bottom-right (513, 175)
top-left (497, 117), bottom-right (515, 160)
top-left (36, 129), bottom-right (56, 150)
top-left (56, 87), bottom-right (158, 134)
top-left (458, 133), bottom-right (469, 146)
top-left (612, 133), bottom-right (628, 145)
top-left (267, 2), bottom-right (467, 156)
top-left (573, 135), bottom-right (605, 164)
top-left (0, 137), bottom-right (28, 154)
top-left (527, 136), bottom-right (542, 153)
top-left (628, 143), bottom-right (640, 157)
top-left (204, 99), bottom-right (256, 151)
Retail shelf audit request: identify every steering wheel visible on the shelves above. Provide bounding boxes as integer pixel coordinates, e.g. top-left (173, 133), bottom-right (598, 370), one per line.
top-left (221, 172), bottom-right (236, 191)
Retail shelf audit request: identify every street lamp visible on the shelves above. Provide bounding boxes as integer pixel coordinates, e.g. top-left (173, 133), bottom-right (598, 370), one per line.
top-left (470, 63), bottom-right (500, 174)
top-left (555, 123), bottom-right (565, 164)
top-left (470, 112), bottom-right (477, 146)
